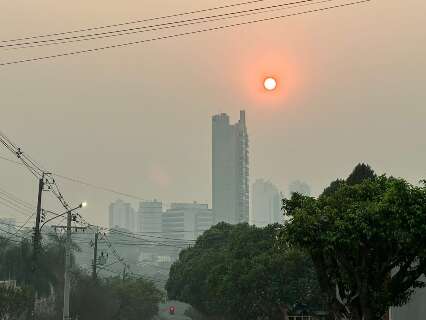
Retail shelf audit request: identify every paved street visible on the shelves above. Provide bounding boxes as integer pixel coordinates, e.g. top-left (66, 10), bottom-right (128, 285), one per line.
top-left (155, 301), bottom-right (191, 320)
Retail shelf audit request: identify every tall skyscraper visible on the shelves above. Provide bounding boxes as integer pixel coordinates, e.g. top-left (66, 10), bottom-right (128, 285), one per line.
top-left (212, 110), bottom-right (249, 224)
top-left (108, 199), bottom-right (135, 232)
top-left (251, 179), bottom-right (282, 227)
top-left (137, 200), bottom-right (163, 234)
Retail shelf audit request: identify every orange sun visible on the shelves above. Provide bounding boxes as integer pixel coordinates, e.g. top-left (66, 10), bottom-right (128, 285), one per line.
top-left (264, 77), bottom-right (277, 91)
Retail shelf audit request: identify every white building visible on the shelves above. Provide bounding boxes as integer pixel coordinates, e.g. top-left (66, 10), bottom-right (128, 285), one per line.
top-left (163, 202), bottom-right (213, 241)
top-left (251, 179), bottom-right (282, 227)
top-left (108, 199), bottom-right (135, 233)
top-left (137, 200), bottom-right (163, 234)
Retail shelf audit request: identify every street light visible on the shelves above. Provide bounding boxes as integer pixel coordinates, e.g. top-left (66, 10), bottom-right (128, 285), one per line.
top-left (40, 202), bottom-right (87, 231)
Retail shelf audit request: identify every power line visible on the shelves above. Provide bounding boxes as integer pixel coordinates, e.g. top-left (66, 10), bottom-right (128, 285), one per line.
top-left (0, 154), bottom-right (147, 201)
top-left (0, 196), bottom-right (34, 217)
top-left (0, 224), bottom-right (32, 242)
top-left (0, 0), bottom-right (371, 67)
top-left (77, 217), bottom-right (196, 243)
top-left (53, 173), bottom-right (146, 201)
top-left (0, 135), bottom-right (43, 180)
top-left (3, 0), bottom-right (329, 50)
top-left (0, 0), bottom-right (275, 44)
top-left (0, 187), bottom-right (35, 210)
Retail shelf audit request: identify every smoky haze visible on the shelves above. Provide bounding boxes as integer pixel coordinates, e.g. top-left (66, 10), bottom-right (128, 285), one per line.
top-left (0, 0), bottom-right (425, 226)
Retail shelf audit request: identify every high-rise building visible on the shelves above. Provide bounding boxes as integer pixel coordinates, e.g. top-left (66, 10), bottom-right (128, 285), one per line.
top-left (212, 110), bottom-right (249, 224)
top-left (289, 180), bottom-right (311, 196)
top-left (108, 199), bottom-right (135, 232)
top-left (251, 179), bottom-right (282, 227)
top-left (137, 200), bottom-right (163, 234)
top-left (162, 202), bottom-right (213, 241)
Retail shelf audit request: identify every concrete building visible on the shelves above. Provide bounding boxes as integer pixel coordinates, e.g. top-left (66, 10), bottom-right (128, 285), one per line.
top-left (108, 199), bottom-right (135, 233)
top-left (162, 202), bottom-right (213, 241)
top-left (212, 110), bottom-right (249, 224)
top-left (0, 217), bottom-right (16, 236)
top-left (137, 200), bottom-right (163, 234)
top-left (289, 180), bottom-right (311, 196)
top-left (251, 179), bottom-right (282, 227)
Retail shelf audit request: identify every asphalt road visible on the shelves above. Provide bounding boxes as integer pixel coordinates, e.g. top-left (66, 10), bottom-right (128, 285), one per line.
top-left (155, 300), bottom-right (191, 320)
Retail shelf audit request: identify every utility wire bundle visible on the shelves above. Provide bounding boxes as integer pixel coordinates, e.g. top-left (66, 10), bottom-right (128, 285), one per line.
top-left (0, 0), bottom-right (371, 66)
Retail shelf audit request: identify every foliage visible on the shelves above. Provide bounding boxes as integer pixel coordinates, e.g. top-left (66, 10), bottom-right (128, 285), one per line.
top-left (346, 163), bottom-right (376, 185)
top-left (283, 167), bottom-right (426, 320)
top-left (1, 234), bottom-right (162, 320)
top-left (167, 223), bottom-right (323, 320)
top-left (110, 277), bottom-right (163, 320)
top-left (70, 270), bottom-right (163, 320)
top-left (0, 285), bottom-right (32, 320)
top-left (322, 163), bottom-right (376, 197)
top-left (0, 233), bottom-right (78, 299)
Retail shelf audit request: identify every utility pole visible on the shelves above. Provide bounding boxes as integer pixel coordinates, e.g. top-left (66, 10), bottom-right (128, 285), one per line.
top-left (122, 264), bottom-right (127, 281)
top-left (51, 216), bottom-right (86, 320)
top-left (32, 174), bottom-right (44, 320)
top-left (63, 209), bottom-right (72, 320)
top-left (92, 231), bottom-right (99, 281)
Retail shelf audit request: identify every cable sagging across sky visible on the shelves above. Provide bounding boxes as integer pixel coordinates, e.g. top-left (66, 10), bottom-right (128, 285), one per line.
top-left (0, 0), bottom-right (371, 67)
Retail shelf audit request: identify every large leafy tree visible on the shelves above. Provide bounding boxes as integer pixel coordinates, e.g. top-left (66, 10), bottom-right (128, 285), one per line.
top-left (167, 223), bottom-right (323, 320)
top-left (70, 271), bottom-right (163, 320)
top-left (1, 236), bottom-right (162, 320)
top-left (283, 170), bottom-right (426, 320)
top-left (0, 285), bottom-right (32, 320)
top-left (110, 277), bottom-right (163, 320)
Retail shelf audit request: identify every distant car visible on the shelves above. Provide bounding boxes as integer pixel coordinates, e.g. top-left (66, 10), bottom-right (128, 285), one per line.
top-left (169, 306), bottom-right (176, 315)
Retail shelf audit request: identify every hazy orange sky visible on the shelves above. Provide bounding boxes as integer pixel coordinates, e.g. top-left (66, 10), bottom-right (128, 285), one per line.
top-left (1, 0), bottom-right (425, 226)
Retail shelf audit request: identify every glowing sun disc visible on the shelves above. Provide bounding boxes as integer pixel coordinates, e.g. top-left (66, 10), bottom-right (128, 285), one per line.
top-left (264, 77), bottom-right (277, 91)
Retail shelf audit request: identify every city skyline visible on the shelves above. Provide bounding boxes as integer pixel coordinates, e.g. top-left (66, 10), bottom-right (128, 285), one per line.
top-left (0, 0), bottom-right (424, 230)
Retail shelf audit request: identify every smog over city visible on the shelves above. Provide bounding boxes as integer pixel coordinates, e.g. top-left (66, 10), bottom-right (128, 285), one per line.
top-left (0, 1), bottom-right (425, 319)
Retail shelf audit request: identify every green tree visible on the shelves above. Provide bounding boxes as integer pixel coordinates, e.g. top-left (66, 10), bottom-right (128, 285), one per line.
top-left (167, 223), bottom-right (323, 320)
top-left (70, 271), bottom-right (163, 320)
top-left (346, 163), bottom-right (376, 185)
top-left (111, 277), bottom-right (163, 320)
top-left (0, 285), bottom-right (32, 320)
top-left (283, 173), bottom-right (426, 320)
top-left (70, 271), bottom-right (118, 320)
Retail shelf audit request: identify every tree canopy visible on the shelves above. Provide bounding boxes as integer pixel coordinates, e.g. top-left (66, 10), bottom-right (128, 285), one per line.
top-left (167, 223), bottom-right (323, 320)
top-left (283, 169), bottom-right (426, 320)
top-left (0, 234), bottom-right (163, 320)
top-left (70, 271), bottom-right (163, 320)
top-left (0, 285), bottom-right (32, 320)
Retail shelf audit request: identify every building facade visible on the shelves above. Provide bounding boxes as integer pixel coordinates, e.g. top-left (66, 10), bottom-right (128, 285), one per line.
top-left (163, 202), bottom-right (213, 241)
top-left (289, 180), bottom-right (311, 196)
top-left (391, 280), bottom-right (426, 320)
top-left (212, 110), bottom-right (249, 224)
top-left (0, 218), bottom-right (16, 236)
top-left (251, 179), bottom-right (281, 227)
top-left (137, 200), bottom-right (163, 234)
top-left (108, 199), bottom-right (135, 232)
